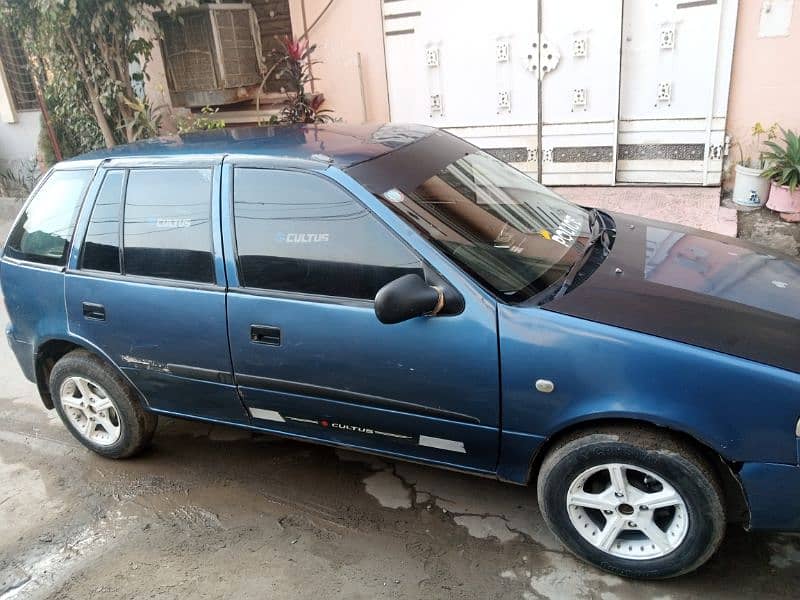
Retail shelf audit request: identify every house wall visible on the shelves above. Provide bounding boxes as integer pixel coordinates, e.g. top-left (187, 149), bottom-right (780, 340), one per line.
top-left (288, 0), bottom-right (389, 123)
top-left (142, 33), bottom-right (186, 133)
top-left (0, 42), bottom-right (41, 171)
top-left (0, 110), bottom-right (40, 171)
top-left (724, 0), bottom-right (800, 187)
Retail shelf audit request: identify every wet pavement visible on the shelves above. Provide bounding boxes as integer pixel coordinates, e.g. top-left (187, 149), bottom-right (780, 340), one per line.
top-left (1, 213), bottom-right (799, 599)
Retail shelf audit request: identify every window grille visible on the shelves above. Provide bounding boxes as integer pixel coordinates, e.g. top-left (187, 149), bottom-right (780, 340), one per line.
top-left (0, 29), bottom-right (38, 111)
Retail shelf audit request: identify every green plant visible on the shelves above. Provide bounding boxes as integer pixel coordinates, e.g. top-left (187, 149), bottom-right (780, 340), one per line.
top-left (0, 158), bottom-right (41, 196)
top-left (736, 122), bottom-right (778, 169)
top-left (176, 106), bottom-right (226, 134)
top-left (123, 97), bottom-right (164, 141)
top-left (269, 35), bottom-right (333, 124)
top-left (762, 128), bottom-right (800, 193)
top-left (38, 75), bottom-right (107, 164)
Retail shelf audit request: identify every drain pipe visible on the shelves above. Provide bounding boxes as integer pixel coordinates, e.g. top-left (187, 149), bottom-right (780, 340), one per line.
top-left (298, 0), bottom-right (336, 95)
top-left (299, 0), bottom-right (315, 94)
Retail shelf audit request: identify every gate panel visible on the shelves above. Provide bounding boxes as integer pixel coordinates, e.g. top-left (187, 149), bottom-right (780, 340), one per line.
top-left (540, 0), bottom-right (623, 185)
top-left (382, 0), bottom-right (540, 176)
top-left (381, 0), bottom-right (738, 186)
top-left (617, 0), bottom-right (737, 185)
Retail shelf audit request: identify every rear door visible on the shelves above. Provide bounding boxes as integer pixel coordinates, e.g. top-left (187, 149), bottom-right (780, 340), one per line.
top-left (65, 161), bottom-right (248, 423)
top-left (222, 162), bottom-right (500, 473)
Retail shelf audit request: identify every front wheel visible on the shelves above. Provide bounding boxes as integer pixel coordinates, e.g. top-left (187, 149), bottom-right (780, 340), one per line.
top-left (537, 426), bottom-right (726, 579)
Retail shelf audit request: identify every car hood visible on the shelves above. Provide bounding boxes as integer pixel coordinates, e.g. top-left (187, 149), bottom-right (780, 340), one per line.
top-left (544, 213), bottom-right (800, 373)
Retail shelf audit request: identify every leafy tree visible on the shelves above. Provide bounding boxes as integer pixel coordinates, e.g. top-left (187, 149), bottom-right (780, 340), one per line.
top-left (0, 0), bottom-right (183, 148)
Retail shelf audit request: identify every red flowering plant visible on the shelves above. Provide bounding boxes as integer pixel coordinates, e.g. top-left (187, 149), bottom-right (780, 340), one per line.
top-left (268, 35), bottom-right (333, 124)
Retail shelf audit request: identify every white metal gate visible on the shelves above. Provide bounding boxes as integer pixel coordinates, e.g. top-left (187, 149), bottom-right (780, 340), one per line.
top-left (382, 0), bottom-right (738, 186)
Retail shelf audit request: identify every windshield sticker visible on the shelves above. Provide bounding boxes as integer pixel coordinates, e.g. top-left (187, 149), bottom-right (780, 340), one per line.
top-left (494, 225), bottom-right (527, 254)
top-left (552, 214), bottom-right (583, 248)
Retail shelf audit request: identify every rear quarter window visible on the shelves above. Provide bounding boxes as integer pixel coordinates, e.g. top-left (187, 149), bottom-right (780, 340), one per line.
top-left (4, 169), bottom-right (92, 266)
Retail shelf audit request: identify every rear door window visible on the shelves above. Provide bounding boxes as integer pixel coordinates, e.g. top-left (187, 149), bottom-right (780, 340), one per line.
top-left (81, 170), bottom-right (125, 273)
top-left (4, 169), bottom-right (92, 266)
top-left (233, 168), bottom-right (424, 300)
top-left (122, 168), bottom-right (214, 283)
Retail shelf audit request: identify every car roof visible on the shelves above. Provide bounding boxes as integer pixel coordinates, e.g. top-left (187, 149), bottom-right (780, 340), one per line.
top-left (68, 123), bottom-right (436, 168)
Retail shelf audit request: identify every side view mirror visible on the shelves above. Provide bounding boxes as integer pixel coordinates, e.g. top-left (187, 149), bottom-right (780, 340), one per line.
top-left (374, 274), bottom-right (444, 324)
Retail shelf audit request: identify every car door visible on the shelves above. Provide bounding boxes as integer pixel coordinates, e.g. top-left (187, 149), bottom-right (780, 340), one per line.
top-left (223, 161), bottom-right (500, 473)
top-left (65, 161), bottom-right (248, 424)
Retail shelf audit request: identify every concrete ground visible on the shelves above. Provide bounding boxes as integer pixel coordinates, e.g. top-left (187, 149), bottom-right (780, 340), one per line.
top-left (1, 200), bottom-right (799, 600)
top-left (557, 186), bottom-right (738, 238)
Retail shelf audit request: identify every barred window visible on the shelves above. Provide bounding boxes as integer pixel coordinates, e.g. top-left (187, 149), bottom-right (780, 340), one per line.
top-left (0, 29), bottom-right (37, 111)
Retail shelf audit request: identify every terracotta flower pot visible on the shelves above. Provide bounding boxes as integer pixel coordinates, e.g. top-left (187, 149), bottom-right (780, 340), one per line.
top-left (766, 182), bottom-right (800, 222)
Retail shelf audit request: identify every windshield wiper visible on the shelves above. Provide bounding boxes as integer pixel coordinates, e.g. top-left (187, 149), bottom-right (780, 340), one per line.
top-left (586, 208), bottom-right (611, 254)
top-left (550, 210), bottom-right (612, 300)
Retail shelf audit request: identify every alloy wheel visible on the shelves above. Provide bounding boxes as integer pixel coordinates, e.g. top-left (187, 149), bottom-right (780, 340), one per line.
top-left (566, 462), bottom-right (688, 560)
top-left (59, 376), bottom-right (122, 446)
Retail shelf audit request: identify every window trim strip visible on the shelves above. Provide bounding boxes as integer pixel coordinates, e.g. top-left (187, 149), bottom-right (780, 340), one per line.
top-left (228, 285), bottom-right (374, 308)
top-left (1, 256), bottom-right (65, 272)
top-left (66, 268), bottom-right (225, 293)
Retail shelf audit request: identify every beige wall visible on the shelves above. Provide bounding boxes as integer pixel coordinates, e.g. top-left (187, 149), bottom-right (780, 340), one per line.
top-left (289, 0), bottom-right (389, 124)
top-left (724, 0), bottom-right (800, 185)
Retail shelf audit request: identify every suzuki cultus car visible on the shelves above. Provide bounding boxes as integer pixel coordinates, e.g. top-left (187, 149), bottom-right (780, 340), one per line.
top-left (2, 124), bottom-right (799, 579)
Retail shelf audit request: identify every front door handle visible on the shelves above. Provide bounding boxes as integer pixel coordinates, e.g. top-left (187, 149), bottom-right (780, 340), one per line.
top-left (250, 324), bottom-right (281, 346)
top-left (82, 302), bottom-right (106, 321)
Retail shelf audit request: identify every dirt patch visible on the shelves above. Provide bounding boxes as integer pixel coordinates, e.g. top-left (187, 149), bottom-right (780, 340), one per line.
top-left (729, 197), bottom-right (800, 257)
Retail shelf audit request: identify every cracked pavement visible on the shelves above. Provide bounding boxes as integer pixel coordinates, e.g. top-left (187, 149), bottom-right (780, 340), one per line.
top-left (1, 215), bottom-right (799, 598)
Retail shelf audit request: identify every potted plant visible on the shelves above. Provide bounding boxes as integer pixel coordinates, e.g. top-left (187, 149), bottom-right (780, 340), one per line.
top-left (732, 122), bottom-right (776, 207)
top-left (763, 128), bottom-right (800, 222)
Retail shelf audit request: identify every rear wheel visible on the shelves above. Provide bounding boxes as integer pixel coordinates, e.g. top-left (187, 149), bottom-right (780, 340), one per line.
top-left (50, 350), bottom-right (157, 458)
top-left (537, 426), bottom-right (726, 579)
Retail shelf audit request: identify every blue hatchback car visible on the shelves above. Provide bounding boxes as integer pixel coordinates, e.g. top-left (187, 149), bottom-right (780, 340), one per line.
top-left (2, 124), bottom-right (799, 579)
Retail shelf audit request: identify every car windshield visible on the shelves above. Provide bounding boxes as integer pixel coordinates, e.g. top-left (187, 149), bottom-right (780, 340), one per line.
top-left (373, 150), bottom-right (591, 302)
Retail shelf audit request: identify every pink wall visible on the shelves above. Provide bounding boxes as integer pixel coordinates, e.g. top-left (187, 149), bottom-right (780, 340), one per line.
top-left (724, 0), bottom-right (800, 185)
top-left (289, 0), bottom-right (390, 124)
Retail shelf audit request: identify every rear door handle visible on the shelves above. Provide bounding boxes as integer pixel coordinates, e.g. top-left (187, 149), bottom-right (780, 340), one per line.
top-left (82, 302), bottom-right (106, 321)
top-left (250, 324), bottom-right (281, 346)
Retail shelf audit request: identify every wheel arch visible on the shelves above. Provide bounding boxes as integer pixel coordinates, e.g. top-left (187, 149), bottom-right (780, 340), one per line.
top-left (526, 417), bottom-right (750, 527)
top-left (34, 337), bottom-right (146, 411)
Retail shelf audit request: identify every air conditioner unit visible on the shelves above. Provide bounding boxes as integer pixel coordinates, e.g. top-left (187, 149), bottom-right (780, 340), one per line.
top-left (159, 3), bottom-right (265, 108)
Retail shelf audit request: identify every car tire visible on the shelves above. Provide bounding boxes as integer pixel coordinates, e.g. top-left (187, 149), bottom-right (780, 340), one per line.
top-left (536, 425), bottom-right (725, 579)
top-left (50, 349), bottom-right (158, 459)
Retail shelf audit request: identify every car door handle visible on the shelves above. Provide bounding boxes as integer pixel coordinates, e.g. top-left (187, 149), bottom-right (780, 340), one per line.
top-left (82, 302), bottom-right (106, 321)
top-left (250, 325), bottom-right (281, 346)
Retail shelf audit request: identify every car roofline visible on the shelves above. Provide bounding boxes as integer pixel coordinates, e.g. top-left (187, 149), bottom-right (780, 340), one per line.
top-left (52, 153), bottom-right (338, 172)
